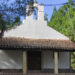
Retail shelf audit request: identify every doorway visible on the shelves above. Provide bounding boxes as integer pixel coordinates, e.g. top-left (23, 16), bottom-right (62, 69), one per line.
top-left (27, 51), bottom-right (41, 70)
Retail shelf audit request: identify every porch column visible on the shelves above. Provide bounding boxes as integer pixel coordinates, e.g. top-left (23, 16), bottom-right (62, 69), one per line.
top-left (23, 51), bottom-right (27, 74)
top-left (54, 52), bottom-right (58, 74)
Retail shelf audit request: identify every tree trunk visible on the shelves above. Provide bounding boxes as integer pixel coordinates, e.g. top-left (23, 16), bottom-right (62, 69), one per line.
top-left (0, 29), bottom-right (4, 38)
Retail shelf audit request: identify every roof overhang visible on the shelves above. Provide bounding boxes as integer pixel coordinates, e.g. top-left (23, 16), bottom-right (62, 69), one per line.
top-left (0, 38), bottom-right (75, 51)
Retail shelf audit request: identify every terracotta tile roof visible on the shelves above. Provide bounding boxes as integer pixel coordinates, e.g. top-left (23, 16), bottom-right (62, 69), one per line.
top-left (0, 38), bottom-right (75, 51)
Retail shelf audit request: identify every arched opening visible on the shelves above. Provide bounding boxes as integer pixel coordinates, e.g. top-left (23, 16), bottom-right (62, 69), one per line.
top-left (33, 7), bottom-right (38, 20)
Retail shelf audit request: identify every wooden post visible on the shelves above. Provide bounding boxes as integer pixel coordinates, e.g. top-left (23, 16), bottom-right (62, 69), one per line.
top-left (54, 52), bottom-right (58, 74)
top-left (23, 51), bottom-right (27, 75)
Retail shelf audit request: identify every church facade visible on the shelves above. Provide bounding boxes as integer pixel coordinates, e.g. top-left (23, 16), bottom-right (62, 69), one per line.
top-left (0, 2), bottom-right (75, 74)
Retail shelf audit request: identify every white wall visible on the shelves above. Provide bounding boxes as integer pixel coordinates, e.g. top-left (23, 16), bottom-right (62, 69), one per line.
top-left (4, 3), bottom-right (69, 40)
top-left (38, 5), bottom-right (44, 20)
top-left (0, 50), bottom-right (70, 69)
top-left (42, 51), bottom-right (70, 69)
top-left (42, 51), bottom-right (54, 69)
top-left (0, 50), bottom-right (22, 69)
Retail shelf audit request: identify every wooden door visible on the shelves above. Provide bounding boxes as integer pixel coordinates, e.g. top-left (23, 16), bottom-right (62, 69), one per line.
top-left (27, 51), bottom-right (41, 70)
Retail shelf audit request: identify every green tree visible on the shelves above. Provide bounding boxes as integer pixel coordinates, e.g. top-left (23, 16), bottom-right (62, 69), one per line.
top-left (48, 3), bottom-right (75, 42)
top-left (0, 14), bottom-right (6, 37)
top-left (0, 0), bottom-right (34, 37)
top-left (68, 0), bottom-right (72, 2)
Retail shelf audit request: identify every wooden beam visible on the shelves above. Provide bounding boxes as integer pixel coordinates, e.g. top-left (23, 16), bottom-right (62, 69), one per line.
top-left (54, 52), bottom-right (58, 74)
top-left (23, 51), bottom-right (27, 74)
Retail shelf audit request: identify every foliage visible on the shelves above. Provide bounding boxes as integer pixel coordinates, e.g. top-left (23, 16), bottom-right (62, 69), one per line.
top-left (68, 0), bottom-right (72, 2)
top-left (0, 0), bottom-right (23, 30)
top-left (48, 3), bottom-right (75, 42)
top-left (0, 0), bottom-right (34, 37)
top-left (71, 52), bottom-right (75, 70)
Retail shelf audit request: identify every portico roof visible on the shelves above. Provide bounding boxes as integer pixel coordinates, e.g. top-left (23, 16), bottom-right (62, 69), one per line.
top-left (0, 38), bottom-right (75, 51)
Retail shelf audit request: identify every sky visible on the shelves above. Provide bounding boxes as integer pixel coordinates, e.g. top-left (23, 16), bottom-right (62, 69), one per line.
top-left (37, 0), bottom-right (68, 21)
top-left (3, 0), bottom-right (68, 21)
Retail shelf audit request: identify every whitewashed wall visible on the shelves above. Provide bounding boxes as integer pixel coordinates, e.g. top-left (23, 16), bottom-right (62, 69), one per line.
top-left (0, 50), bottom-right (70, 69)
top-left (42, 51), bottom-right (70, 69)
top-left (0, 50), bottom-right (22, 69)
top-left (4, 4), bottom-right (69, 40)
